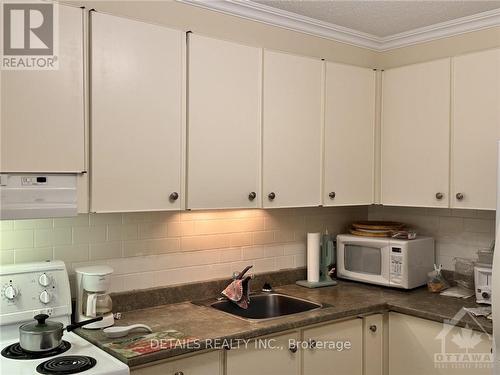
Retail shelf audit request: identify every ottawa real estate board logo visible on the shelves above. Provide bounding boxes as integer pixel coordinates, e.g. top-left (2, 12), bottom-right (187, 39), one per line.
top-left (1, 1), bottom-right (59, 70)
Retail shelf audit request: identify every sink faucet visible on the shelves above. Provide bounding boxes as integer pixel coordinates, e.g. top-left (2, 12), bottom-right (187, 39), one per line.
top-left (232, 265), bottom-right (253, 280)
top-left (221, 265), bottom-right (253, 309)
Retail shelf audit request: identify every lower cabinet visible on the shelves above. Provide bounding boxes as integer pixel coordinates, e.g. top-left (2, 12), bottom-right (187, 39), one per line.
top-left (364, 313), bottom-right (384, 375)
top-left (226, 331), bottom-right (300, 375)
top-left (389, 312), bottom-right (492, 375)
top-left (130, 313), bottom-right (491, 375)
top-left (131, 350), bottom-right (222, 375)
top-left (303, 318), bottom-right (363, 375)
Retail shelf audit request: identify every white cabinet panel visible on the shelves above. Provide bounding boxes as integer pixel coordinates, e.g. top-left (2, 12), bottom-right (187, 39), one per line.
top-left (324, 62), bottom-right (375, 206)
top-left (262, 50), bottom-right (323, 208)
top-left (381, 59), bottom-right (451, 208)
top-left (90, 13), bottom-right (183, 212)
top-left (131, 350), bottom-right (221, 375)
top-left (303, 318), bottom-right (363, 375)
top-left (1, 5), bottom-right (85, 172)
top-left (452, 48), bottom-right (500, 210)
top-left (389, 312), bottom-right (492, 375)
top-left (364, 314), bottom-right (384, 375)
top-left (187, 35), bottom-right (261, 209)
top-left (226, 331), bottom-right (300, 375)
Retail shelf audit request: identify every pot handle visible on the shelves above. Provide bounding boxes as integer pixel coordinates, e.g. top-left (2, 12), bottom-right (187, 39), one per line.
top-left (66, 316), bottom-right (104, 332)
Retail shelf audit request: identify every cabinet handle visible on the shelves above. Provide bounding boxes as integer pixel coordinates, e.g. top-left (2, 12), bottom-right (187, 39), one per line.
top-left (268, 192), bottom-right (276, 201)
top-left (248, 192), bottom-right (257, 201)
top-left (289, 343), bottom-right (298, 353)
top-left (435, 192), bottom-right (444, 200)
top-left (174, 372), bottom-right (184, 375)
top-left (329, 192), bottom-right (336, 199)
top-left (369, 325), bottom-right (377, 332)
top-left (309, 339), bottom-right (316, 349)
top-left (456, 192), bottom-right (464, 201)
top-left (169, 192), bottom-right (179, 201)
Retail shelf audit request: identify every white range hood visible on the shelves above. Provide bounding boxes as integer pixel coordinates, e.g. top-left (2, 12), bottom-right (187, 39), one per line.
top-left (0, 174), bottom-right (77, 220)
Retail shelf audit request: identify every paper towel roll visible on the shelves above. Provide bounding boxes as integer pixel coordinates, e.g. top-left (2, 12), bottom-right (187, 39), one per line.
top-left (307, 232), bottom-right (321, 283)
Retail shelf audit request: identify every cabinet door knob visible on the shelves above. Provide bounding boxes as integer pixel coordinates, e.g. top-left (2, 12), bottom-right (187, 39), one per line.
top-left (456, 192), bottom-right (464, 201)
top-left (248, 192), bottom-right (257, 201)
top-left (329, 192), bottom-right (336, 199)
top-left (369, 325), bottom-right (377, 332)
top-left (169, 192), bottom-right (179, 201)
top-left (268, 192), bottom-right (276, 201)
top-left (309, 339), bottom-right (316, 349)
top-left (435, 192), bottom-right (444, 200)
top-left (289, 343), bottom-right (298, 353)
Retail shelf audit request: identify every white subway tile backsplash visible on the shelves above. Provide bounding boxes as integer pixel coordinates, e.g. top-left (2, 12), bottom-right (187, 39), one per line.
top-left (264, 245), bottom-right (284, 258)
top-left (242, 246), bottom-right (265, 260)
top-left (5, 205), bottom-right (489, 292)
top-left (73, 226), bottom-right (106, 244)
top-left (1, 230), bottom-right (34, 250)
top-left (15, 247), bottom-right (53, 263)
top-left (368, 206), bottom-right (495, 270)
top-left (0, 221), bottom-right (14, 231)
top-left (90, 241), bottom-right (122, 260)
top-left (54, 244), bottom-right (89, 263)
top-left (276, 255), bottom-right (294, 270)
top-left (14, 218), bottom-right (53, 230)
top-left (35, 228), bottom-right (72, 248)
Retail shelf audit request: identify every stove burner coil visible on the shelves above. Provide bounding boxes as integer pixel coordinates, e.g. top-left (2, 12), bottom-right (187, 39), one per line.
top-left (1, 341), bottom-right (71, 360)
top-left (36, 355), bottom-right (97, 374)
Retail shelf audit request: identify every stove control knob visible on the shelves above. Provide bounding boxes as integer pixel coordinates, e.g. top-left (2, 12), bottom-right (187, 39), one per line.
top-left (4, 285), bottom-right (18, 300)
top-left (482, 291), bottom-right (490, 299)
top-left (39, 290), bottom-right (51, 304)
top-left (38, 273), bottom-right (51, 287)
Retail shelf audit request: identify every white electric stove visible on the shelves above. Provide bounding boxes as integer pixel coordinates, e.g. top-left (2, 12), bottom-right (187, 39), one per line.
top-left (0, 260), bottom-right (129, 375)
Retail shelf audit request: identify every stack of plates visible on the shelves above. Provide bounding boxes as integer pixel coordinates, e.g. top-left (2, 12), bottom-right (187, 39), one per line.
top-left (349, 221), bottom-right (406, 237)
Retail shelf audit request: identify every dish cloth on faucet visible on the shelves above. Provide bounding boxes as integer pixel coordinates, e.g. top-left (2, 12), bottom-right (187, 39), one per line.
top-left (222, 265), bottom-right (252, 309)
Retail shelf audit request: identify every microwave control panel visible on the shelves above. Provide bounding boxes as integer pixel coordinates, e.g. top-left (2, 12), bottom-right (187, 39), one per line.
top-left (390, 247), bottom-right (403, 284)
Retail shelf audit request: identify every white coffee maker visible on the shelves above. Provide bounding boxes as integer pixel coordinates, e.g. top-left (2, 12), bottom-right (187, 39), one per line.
top-left (75, 265), bottom-right (114, 329)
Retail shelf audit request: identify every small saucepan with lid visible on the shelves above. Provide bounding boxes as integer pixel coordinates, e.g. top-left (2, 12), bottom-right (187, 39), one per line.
top-left (19, 314), bottom-right (103, 352)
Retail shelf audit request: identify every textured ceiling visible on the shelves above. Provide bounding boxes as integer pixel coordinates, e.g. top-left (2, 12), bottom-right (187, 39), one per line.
top-left (252, 0), bottom-right (500, 37)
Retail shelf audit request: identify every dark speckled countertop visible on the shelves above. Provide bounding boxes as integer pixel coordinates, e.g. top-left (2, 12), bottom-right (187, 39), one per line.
top-left (76, 280), bottom-right (492, 368)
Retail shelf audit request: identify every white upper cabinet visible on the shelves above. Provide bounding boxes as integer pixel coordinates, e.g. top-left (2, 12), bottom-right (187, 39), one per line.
top-left (262, 50), bottom-right (323, 208)
top-left (1, 5), bottom-right (85, 173)
top-left (381, 59), bottom-right (451, 208)
top-left (90, 13), bottom-right (184, 212)
top-left (324, 62), bottom-right (375, 206)
top-left (452, 49), bottom-right (500, 210)
top-left (187, 35), bottom-right (262, 210)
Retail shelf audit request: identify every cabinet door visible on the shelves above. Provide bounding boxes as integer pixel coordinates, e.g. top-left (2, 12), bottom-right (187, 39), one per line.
top-left (262, 50), bottom-right (323, 208)
top-left (226, 331), bottom-right (300, 375)
top-left (364, 314), bottom-right (384, 375)
top-left (131, 350), bottom-right (221, 375)
top-left (324, 63), bottom-right (375, 206)
top-left (389, 312), bottom-right (492, 375)
top-left (381, 59), bottom-right (451, 207)
top-left (90, 13), bottom-right (183, 212)
top-left (1, 5), bottom-right (85, 173)
top-left (452, 49), bottom-right (500, 210)
top-left (303, 318), bottom-right (363, 375)
top-left (187, 35), bottom-right (261, 209)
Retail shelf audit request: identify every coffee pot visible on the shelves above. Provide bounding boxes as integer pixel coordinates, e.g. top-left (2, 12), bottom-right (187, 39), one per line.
top-left (75, 265), bottom-right (114, 329)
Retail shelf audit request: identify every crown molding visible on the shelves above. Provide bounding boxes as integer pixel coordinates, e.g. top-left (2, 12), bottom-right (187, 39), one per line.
top-left (177, 0), bottom-right (500, 52)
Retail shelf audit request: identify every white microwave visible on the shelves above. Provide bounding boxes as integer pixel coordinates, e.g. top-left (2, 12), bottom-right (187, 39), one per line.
top-left (336, 234), bottom-right (435, 289)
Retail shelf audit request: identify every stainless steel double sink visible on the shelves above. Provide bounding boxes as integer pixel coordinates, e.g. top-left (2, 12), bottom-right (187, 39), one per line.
top-left (193, 292), bottom-right (324, 322)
